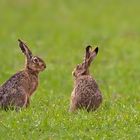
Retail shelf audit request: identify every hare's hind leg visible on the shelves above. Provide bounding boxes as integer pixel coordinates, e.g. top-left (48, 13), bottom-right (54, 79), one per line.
top-left (0, 90), bottom-right (28, 110)
top-left (69, 92), bottom-right (80, 112)
top-left (13, 94), bottom-right (28, 111)
top-left (14, 93), bottom-right (28, 108)
top-left (69, 99), bottom-right (78, 112)
top-left (69, 104), bottom-right (77, 112)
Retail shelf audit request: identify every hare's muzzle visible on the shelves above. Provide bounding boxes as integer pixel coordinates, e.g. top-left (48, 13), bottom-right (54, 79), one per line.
top-left (42, 64), bottom-right (46, 70)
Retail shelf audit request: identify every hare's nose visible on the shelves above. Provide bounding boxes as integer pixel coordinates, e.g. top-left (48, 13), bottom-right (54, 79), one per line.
top-left (44, 65), bottom-right (46, 69)
top-left (41, 63), bottom-right (46, 69)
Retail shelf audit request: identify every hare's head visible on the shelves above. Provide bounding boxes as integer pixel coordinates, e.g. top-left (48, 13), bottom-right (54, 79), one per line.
top-left (72, 45), bottom-right (98, 78)
top-left (18, 39), bottom-right (46, 73)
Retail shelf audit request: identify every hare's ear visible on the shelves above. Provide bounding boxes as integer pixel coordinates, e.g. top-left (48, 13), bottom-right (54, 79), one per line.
top-left (87, 47), bottom-right (98, 66)
top-left (85, 45), bottom-right (91, 59)
top-left (18, 39), bottom-right (33, 59)
top-left (83, 45), bottom-right (92, 67)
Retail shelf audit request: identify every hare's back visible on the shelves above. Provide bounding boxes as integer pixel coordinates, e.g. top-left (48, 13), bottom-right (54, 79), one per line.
top-left (1, 71), bottom-right (28, 95)
top-left (74, 75), bottom-right (102, 109)
top-left (75, 75), bottom-right (99, 96)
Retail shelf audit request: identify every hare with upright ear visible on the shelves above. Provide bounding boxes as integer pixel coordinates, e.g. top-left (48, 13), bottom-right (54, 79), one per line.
top-left (0, 39), bottom-right (46, 110)
top-left (70, 45), bottom-right (102, 112)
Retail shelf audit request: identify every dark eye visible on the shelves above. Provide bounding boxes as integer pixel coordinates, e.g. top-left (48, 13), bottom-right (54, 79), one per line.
top-left (33, 57), bottom-right (38, 63)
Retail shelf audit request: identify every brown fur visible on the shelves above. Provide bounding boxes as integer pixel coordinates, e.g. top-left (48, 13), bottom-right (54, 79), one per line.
top-left (0, 39), bottom-right (46, 110)
top-left (70, 46), bottom-right (102, 112)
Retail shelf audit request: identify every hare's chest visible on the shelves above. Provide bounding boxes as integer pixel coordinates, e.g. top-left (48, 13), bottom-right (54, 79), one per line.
top-left (29, 76), bottom-right (38, 96)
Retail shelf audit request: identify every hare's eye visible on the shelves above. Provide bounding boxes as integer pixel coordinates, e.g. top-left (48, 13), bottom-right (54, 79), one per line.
top-left (33, 57), bottom-right (38, 63)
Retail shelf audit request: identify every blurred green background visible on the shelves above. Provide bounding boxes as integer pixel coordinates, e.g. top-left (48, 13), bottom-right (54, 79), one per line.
top-left (0, 0), bottom-right (140, 139)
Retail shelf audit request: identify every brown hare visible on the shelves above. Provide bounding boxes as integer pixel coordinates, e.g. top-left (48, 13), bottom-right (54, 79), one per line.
top-left (70, 46), bottom-right (102, 112)
top-left (0, 39), bottom-right (46, 110)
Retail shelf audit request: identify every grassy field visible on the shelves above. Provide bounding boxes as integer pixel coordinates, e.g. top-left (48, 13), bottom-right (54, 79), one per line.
top-left (0, 0), bottom-right (140, 139)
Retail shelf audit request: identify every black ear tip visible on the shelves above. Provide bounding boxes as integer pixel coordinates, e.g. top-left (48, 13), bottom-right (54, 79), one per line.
top-left (18, 39), bottom-right (25, 52)
top-left (86, 45), bottom-right (92, 51)
top-left (18, 39), bottom-right (23, 45)
top-left (95, 47), bottom-right (98, 54)
top-left (18, 39), bottom-right (21, 42)
top-left (86, 45), bottom-right (92, 49)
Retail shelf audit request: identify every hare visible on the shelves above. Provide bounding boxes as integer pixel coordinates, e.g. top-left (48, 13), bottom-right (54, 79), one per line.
top-left (0, 39), bottom-right (46, 110)
top-left (70, 46), bottom-right (102, 112)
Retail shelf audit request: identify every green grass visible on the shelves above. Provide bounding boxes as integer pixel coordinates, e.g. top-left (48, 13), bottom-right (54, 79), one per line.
top-left (0, 0), bottom-right (140, 139)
